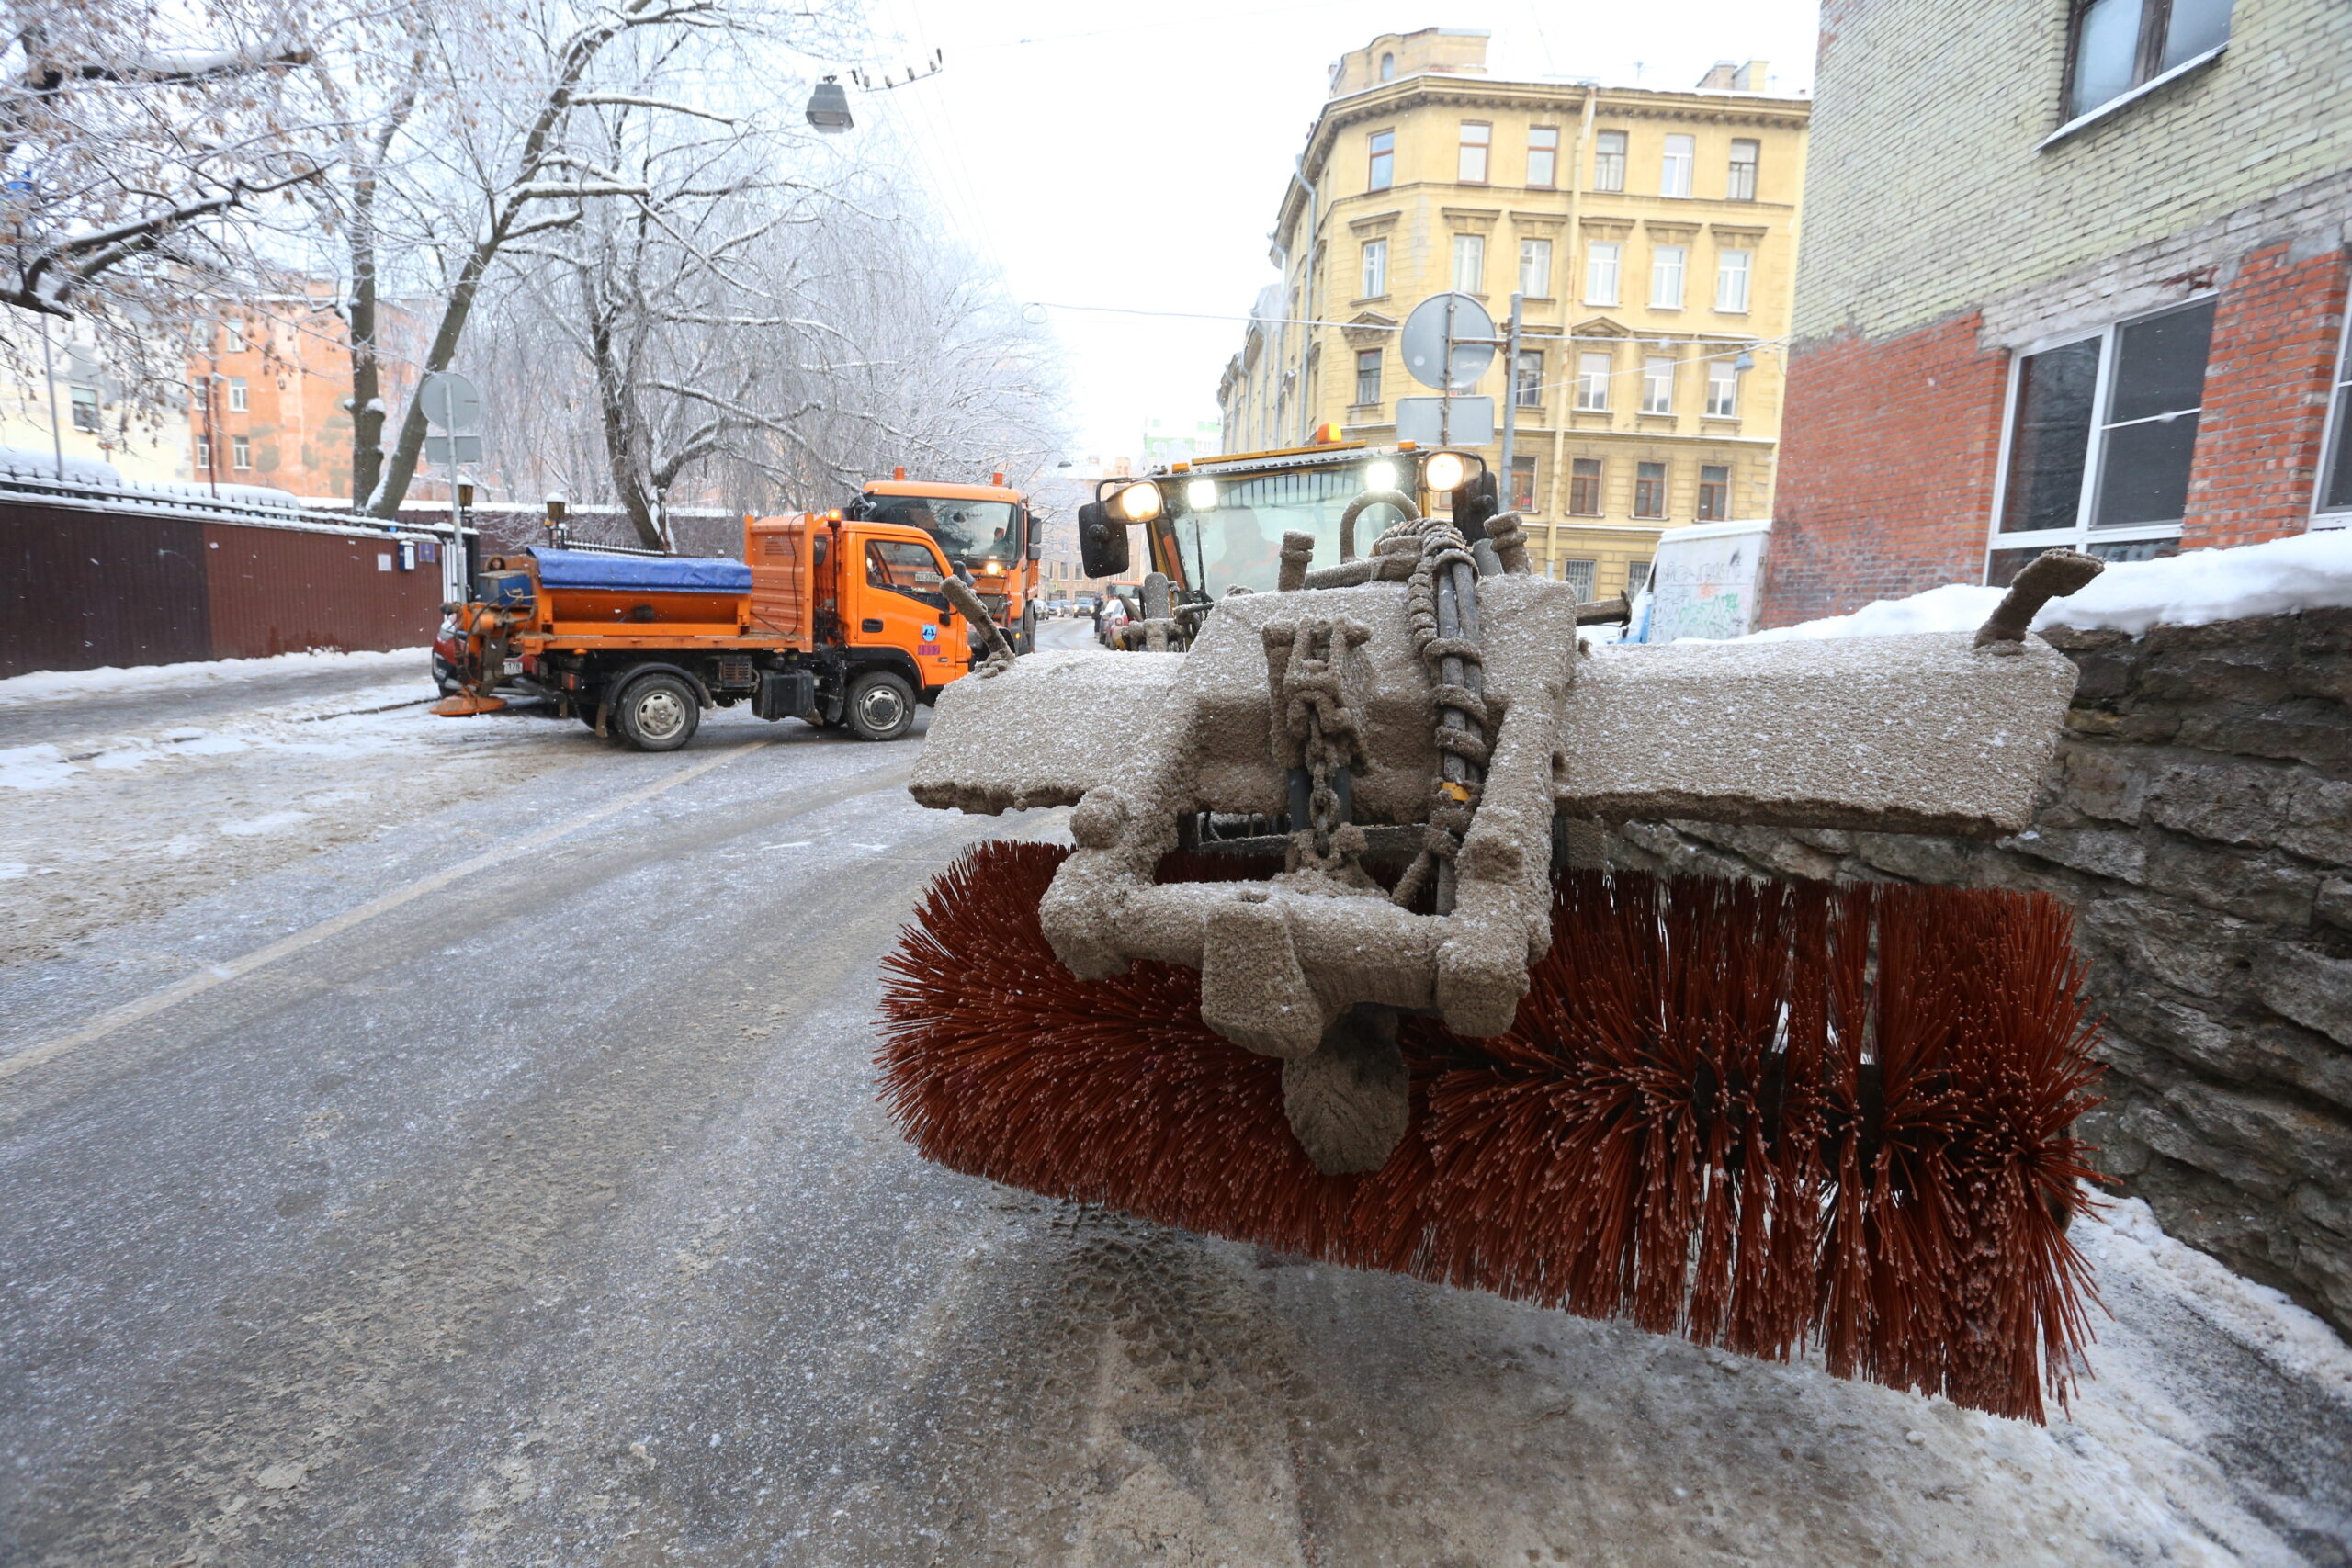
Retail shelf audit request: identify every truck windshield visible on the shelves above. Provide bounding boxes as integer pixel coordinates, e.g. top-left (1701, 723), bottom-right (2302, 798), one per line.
top-left (1165, 465), bottom-right (1405, 596)
top-left (868, 495), bottom-right (1022, 570)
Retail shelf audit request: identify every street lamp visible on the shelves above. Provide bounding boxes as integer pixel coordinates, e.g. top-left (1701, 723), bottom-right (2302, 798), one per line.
top-left (805, 76), bottom-right (853, 133)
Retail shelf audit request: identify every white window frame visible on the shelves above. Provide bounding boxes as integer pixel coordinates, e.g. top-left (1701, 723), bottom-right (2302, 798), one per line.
top-left (1650, 245), bottom-right (1686, 309)
top-left (1583, 241), bottom-right (1621, 305)
top-left (1354, 348), bottom-right (1382, 406)
top-left (232, 434), bottom-right (252, 469)
top-left (1660, 134), bottom-right (1694, 197)
top-left (1984, 297), bottom-right (2216, 571)
top-left (1576, 351), bottom-right (1612, 412)
top-left (2313, 303), bottom-right (2352, 529)
top-left (227, 376), bottom-right (248, 412)
top-left (1714, 249), bottom-right (1752, 313)
top-left (1361, 238), bottom-right (1387, 299)
top-left (1519, 237), bottom-right (1553, 299)
top-left (1640, 355), bottom-right (1675, 414)
top-left (1592, 130), bottom-right (1626, 192)
top-left (69, 384), bottom-right (100, 433)
top-left (1451, 232), bottom-right (1486, 295)
top-left (1705, 358), bottom-right (1738, 417)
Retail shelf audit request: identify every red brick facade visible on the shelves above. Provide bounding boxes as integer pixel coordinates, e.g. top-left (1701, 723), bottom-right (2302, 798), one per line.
top-left (1760, 246), bottom-right (2351, 628)
top-left (1757, 313), bottom-right (2009, 628)
top-left (2180, 243), bottom-right (2349, 550)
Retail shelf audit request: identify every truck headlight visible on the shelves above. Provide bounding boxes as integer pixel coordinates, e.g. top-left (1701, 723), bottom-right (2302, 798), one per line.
top-left (1185, 479), bottom-right (1217, 511)
top-left (1423, 451), bottom-right (1470, 491)
top-left (1113, 481), bottom-right (1163, 523)
top-left (1365, 461), bottom-right (1398, 492)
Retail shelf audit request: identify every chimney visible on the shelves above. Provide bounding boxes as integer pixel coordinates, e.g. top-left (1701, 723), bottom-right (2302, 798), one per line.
top-left (1733, 59), bottom-right (1770, 91)
top-left (1698, 60), bottom-right (1738, 90)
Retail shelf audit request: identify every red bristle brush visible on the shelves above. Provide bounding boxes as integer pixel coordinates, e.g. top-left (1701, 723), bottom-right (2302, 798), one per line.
top-left (877, 840), bottom-right (2105, 1421)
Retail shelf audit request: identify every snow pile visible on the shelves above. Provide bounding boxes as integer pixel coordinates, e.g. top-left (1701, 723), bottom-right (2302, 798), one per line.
top-left (1745, 528), bottom-right (2352, 642)
top-left (0, 647), bottom-right (431, 707)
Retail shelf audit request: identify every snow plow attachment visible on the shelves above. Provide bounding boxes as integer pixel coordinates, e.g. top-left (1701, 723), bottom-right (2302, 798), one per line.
top-left (886, 522), bottom-right (2109, 1419)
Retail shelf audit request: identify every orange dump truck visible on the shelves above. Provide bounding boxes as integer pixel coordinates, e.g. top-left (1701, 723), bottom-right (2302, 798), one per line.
top-left (432, 510), bottom-right (977, 750)
top-left (849, 472), bottom-right (1041, 652)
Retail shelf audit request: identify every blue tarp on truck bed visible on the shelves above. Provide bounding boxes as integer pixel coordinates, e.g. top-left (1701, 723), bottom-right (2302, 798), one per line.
top-left (529, 548), bottom-right (752, 592)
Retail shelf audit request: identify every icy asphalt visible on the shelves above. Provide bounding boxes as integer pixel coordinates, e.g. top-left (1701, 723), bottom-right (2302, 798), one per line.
top-left (0, 622), bottom-right (2347, 1567)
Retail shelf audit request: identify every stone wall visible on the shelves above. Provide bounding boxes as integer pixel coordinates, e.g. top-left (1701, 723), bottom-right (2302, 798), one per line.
top-left (1599, 610), bottom-right (2352, 1336)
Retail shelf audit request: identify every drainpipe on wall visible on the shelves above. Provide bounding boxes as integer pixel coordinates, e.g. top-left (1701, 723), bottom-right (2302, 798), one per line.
top-left (1293, 153), bottom-right (1319, 445)
top-left (1547, 85), bottom-right (1598, 567)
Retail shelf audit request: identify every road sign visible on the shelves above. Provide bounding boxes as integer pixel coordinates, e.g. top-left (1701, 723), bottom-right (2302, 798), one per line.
top-left (1395, 396), bottom-right (1493, 447)
top-left (423, 434), bottom-right (483, 466)
top-left (1400, 292), bottom-right (1496, 392)
top-left (417, 371), bottom-right (481, 432)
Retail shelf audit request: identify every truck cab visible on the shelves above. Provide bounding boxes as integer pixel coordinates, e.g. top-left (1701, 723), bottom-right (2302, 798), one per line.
top-left (1074, 437), bottom-right (1493, 649)
top-left (849, 475), bottom-right (1042, 652)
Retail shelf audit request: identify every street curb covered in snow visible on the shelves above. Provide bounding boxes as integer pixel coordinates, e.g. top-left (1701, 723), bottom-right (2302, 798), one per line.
top-left (0, 646), bottom-right (434, 707)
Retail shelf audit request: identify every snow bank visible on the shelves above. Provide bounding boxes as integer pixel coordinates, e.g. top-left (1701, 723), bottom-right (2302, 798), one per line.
top-left (0, 647), bottom-right (432, 707)
top-left (1743, 528), bottom-right (2352, 642)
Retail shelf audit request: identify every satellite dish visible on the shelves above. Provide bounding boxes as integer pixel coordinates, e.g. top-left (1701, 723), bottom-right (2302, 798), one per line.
top-left (418, 371), bottom-right (481, 433)
top-left (1400, 292), bottom-right (1497, 392)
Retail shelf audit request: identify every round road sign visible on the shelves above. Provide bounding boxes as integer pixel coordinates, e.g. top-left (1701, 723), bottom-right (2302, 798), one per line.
top-left (418, 371), bottom-right (481, 432)
top-left (1399, 292), bottom-right (1497, 392)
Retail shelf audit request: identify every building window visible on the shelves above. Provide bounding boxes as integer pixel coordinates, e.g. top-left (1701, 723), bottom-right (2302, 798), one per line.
top-left (228, 376), bottom-right (248, 412)
top-left (1576, 352), bottom-right (1612, 412)
top-left (1583, 241), bottom-right (1621, 305)
top-left (195, 439), bottom-right (210, 468)
top-left (1593, 130), bottom-right (1626, 192)
top-left (232, 434), bottom-right (252, 469)
top-left (1727, 139), bottom-right (1759, 200)
top-left (1641, 355), bottom-right (1675, 414)
top-left (188, 321), bottom-right (212, 353)
top-left (1379, 51), bottom-right (1396, 81)
top-left (1625, 559), bottom-right (1651, 595)
top-left (1660, 134), bottom-right (1695, 197)
top-left (1368, 129), bottom-right (1395, 191)
top-left (1527, 127), bottom-right (1559, 187)
top-left (1559, 558), bottom-right (1599, 600)
top-left (2068, 0), bottom-right (2233, 121)
top-left (1361, 238), bottom-right (1388, 298)
top-left (1650, 245), bottom-right (1686, 309)
top-left (1568, 457), bottom-right (1603, 514)
top-left (69, 385), bottom-right (99, 433)
top-left (1714, 250), bottom-right (1752, 312)
top-left (1514, 349), bottom-right (1544, 408)
top-left (1996, 298), bottom-right (2216, 552)
top-left (1510, 455), bottom-right (1538, 513)
top-left (1519, 238), bottom-right (1552, 298)
top-left (1634, 460), bottom-right (1667, 518)
top-left (1355, 348), bottom-right (1382, 405)
top-left (1452, 233), bottom-right (1486, 294)
top-left (2320, 312), bottom-right (2352, 524)
top-left (1698, 464), bottom-right (1730, 520)
top-left (1705, 358), bottom-right (1739, 417)
top-left (1458, 121), bottom-right (1490, 184)
top-left (223, 321), bottom-right (248, 354)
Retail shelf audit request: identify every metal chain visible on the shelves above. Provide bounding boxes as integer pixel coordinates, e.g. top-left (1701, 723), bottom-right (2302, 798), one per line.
top-left (1380, 516), bottom-right (1489, 914)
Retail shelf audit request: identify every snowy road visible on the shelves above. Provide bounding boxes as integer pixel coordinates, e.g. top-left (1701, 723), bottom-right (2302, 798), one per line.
top-left (1, 636), bottom-right (2348, 1566)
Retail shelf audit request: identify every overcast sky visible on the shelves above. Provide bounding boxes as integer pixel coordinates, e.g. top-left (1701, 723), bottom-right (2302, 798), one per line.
top-left (851, 1), bottom-right (1822, 461)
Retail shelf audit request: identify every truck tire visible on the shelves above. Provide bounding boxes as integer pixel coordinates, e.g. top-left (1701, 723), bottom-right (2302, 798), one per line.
top-left (843, 670), bottom-right (915, 741)
top-left (1019, 601), bottom-right (1038, 655)
top-left (613, 672), bottom-right (700, 751)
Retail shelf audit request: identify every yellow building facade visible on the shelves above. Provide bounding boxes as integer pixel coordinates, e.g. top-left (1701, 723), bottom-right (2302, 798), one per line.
top-left (1218, 29), bottom-right (1809, 599)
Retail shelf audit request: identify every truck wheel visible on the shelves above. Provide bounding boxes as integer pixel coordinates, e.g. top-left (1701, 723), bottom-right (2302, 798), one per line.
top-left (843, 671), bottom-right (914, 741)
top-left (1019, 602), bottom-right (1038, 655)
top-left (613, 672), bottom-right (700, 751)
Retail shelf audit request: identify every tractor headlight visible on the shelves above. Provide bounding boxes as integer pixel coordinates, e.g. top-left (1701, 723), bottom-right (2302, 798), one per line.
top-left (1113, 481), bottom-right (1163, 523)
top-left (1364, 460), bottom-right (1399, 492)
top-left (1422, 450), bottom-right (1470, 492)
top-left (1185, 479), bottom-right (1217, 512)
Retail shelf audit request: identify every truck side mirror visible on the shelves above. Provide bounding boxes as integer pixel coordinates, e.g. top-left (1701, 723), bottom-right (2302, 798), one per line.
top-left (1079, 502), bottom-right (1129, 579)
top-left (1453, 470), bottom-right (1501, 541)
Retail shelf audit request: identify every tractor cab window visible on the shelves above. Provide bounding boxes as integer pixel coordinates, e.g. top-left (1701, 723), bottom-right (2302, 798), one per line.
top-left (868, 494), bottom-right (1022, 574)
top-left (1164, 465), bottom-right (1406, 597)
top-left (865, 539), bottom-right (948, 609)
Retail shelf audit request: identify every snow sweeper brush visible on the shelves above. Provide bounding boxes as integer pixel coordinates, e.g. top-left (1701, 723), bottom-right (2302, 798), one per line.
top-left (890, 510), bottom-right (2109, 1420)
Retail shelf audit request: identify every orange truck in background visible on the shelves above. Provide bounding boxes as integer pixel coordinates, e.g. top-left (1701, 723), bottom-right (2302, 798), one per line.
top-left (432, 509), bottom-right (978, 750)
top-left (850, 471), bottom-right (1042, 652)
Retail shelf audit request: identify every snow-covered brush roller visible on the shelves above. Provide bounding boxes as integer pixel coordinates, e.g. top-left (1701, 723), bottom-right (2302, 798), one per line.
top-left (884, 504), bottom-right (2110, 1421)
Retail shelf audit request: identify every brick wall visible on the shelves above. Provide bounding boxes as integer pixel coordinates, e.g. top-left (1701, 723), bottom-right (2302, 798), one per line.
top-left (2182, 241), bottom-right (2352, 550)
top-left (1600, 611), bottom-right (2352, 1336)
top-left (1758, 313), bottom-right (2008, 626)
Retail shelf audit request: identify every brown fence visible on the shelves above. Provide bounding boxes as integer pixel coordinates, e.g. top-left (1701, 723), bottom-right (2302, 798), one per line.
top-left (4, 488), bottom-right (450, 679)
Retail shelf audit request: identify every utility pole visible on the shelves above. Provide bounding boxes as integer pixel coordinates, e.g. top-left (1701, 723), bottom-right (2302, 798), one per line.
top-left (1498, 292), bottom-right (1524, 513)
top-left (39, 313), bottom-right (62, 479)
